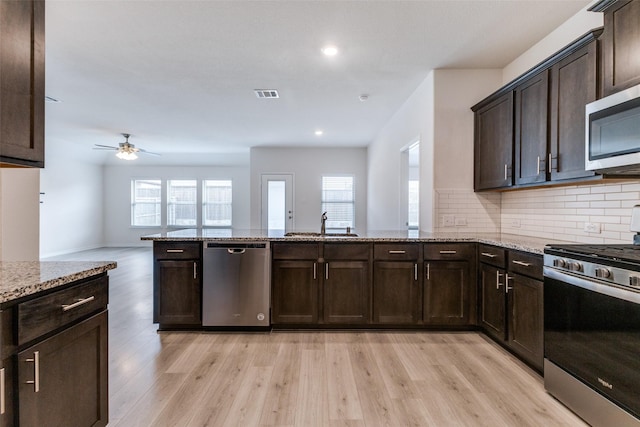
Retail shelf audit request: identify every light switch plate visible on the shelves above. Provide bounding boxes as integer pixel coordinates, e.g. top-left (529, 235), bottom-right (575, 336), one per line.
top-left (443, 215), bottom-right (454, 227)
top-left (584, 222), bottom-right (601, 233)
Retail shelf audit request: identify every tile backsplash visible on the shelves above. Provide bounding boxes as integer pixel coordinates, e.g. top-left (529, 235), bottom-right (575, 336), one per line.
top-left (435, 181), bottom-right (640, 244)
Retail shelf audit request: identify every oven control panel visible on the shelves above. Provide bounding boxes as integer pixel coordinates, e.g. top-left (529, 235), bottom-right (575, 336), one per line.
top-left (545, 254), bottom-right (640, 291)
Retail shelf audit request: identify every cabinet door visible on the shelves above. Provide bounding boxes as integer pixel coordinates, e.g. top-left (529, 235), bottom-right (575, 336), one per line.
top-left (474, 92), bottom-right (514, 190)
top-left (323, 261), bottom-right (369, 324)
top-left (271, 260), bottom-right (318, 324)
top-left (0, 357), bottom-right (13, 427)
top-left (515, 71), bottom-right (549, 185)
top-left (507, 273), bottom-right (543, 371)
top-left (479, 263), bottom-right (506, 341)
top-left (601, 0), bottom-right (640, 96)
top-left (423, 261), bottom-right (470, 325)
top-left (0, 0), bottom-right (45, 167)
top-left (153, 259), bottom-right (201, 325)
top-left (18, 311), bottom-right (108, 427)
top-left (372, 261), bottom-right (419, 324)
top-left (549, 41), bottom-right (597, 181)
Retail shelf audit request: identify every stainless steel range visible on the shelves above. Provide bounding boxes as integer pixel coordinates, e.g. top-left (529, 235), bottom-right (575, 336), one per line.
top-left (544, 244), bottom-right (640, 427)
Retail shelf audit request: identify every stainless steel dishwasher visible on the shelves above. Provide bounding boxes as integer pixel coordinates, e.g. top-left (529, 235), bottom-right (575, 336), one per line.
top-left (202, 242), bottom-right (270, 327)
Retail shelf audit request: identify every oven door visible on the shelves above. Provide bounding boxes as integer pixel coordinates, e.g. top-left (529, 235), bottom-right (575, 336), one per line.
top-left (544, 267), bottom-right (640, 419)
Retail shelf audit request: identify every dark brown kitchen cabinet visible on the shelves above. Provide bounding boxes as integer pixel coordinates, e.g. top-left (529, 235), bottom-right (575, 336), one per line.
top-left (153, 242), bottom-right (202, 327)
top-left (0, 0), bottom-right (45, 167)
top-left (549, 38), bottom-right (598, 181)
top-left (323, 243), bottom-right (370, 324)
top-left (478, 244), bottom-right (543, 371)
top-left (515, 71), bottom-right (549, 185)
top-left (423, 244), bottom-right (476, 326)
top-left (18, 311), bottom-right (108, 427)
top-left (372, 244), bottom-right (420, 324)
top-left (592, 0), bottom-right (640, 96)
top-left (271, 243), bottom-right (319, 324)
top-left (474, 92), bottom-right (514, 190)
top-left (0, 357), bottom-right (13, 427)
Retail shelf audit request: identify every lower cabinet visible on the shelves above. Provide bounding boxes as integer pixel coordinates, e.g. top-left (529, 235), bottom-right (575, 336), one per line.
top-left (424, 244), bottom-right (476, 326)
top-left (271, 260), bottom-right (318, 324)
top-left (0, 357), bottom-right (13, 427)
top-left (478, 244), bottom-right (543, 371)
top-left (323, 260), bottom-right (369, 324)
top-left (153, 242), bottom-right (202, 327)
top-left (372, 261), bottom-right (419, 324)
top-left (18, 311), bottom-right (108, 427)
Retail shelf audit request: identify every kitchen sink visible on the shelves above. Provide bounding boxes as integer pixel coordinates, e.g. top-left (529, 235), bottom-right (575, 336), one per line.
top-left (284, 231), bottom-right (358, 237)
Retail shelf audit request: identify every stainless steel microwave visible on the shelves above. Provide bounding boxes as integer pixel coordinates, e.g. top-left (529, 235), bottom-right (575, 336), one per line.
top-left (586, 83), bottom-right (640, 174)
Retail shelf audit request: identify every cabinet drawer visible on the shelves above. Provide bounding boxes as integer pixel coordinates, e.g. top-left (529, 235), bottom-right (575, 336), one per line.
top-left (374, 244), bottom-right (419, 260)
top-left (272, 243), bottom-right (319, 260)
top-left (324, 243), bottom-right (370, 260)
top-left (18, 275), bottom-right (109, 346)
top-left (424, 243), bottom-right (475, 261)
top-left (478, 244), bottom-right (507, 268)
top-left (508, 250), bottom-right (543, 280)
top-left (154, 242), bottom-right (201, 259)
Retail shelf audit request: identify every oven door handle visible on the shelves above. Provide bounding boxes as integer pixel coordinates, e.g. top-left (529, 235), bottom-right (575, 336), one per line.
top-left (544, 267), bottom-right (640, 304)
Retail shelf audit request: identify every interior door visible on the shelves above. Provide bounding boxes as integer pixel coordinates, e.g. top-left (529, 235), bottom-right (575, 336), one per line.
top-left (261, 174), bottom-right (294, 232)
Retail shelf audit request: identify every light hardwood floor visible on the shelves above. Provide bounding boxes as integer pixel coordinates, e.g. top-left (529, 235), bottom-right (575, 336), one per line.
top-left (48, 247), bottom-right (587, 427)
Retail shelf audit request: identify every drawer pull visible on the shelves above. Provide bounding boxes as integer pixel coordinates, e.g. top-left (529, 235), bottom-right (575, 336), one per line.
top-left (166, 249), bottom-right (184, 253)
top-left (481, 252), bottom-right (497, 258)
top-left (0, 367), bottom-right (4, 414)
top-left (61, 296), bottom-right (95, 312)
top-left (439, 250), bottom-right (457, 255)
top-left (25, 351), bottom-right (40, 393)
top-left (512, 260), bottom-right (532, 267)
top-left (388, 250), bottom-right (406, 254)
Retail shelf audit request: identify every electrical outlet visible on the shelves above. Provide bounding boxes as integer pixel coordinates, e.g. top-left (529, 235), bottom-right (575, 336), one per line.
top-left (443, 215), bottom-right (454, 227)
top-left (511, 219), bottom-right (521, 228)
top-left (455, 217), bottom-right (467, 226)
top-left (584, 222), bottom-right (601, 233)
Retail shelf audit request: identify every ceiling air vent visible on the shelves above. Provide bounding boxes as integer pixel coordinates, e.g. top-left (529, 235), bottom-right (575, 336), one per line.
top-left (254, 89), bottom-right (279, 99)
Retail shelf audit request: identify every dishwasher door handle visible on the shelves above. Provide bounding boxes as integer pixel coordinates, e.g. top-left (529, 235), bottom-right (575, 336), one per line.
top-left (227, 248), bottom-right (246, 254)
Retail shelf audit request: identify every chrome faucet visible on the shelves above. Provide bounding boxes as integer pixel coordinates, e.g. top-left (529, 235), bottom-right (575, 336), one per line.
top-left (321, 211), bottom-right (328, 235)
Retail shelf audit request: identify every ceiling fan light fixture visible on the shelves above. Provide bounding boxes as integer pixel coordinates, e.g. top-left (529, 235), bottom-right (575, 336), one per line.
top-left (116, 150), bottom-right (138, 160)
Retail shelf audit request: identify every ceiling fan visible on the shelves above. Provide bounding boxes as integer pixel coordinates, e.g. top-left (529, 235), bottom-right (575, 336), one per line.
top-left (93, 133), bottom-right (160, 160)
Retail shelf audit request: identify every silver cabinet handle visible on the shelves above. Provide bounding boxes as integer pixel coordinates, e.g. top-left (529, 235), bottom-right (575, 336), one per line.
top-left (193, 262), bottom-right (197, 279)
top-left (426, 263), bottom-right (430, 280)
top-left (504, 164), bottom-right (508, 180)
top-left (325, 263), bottom-right (329, 280)
top-left (61, 296), bottom-right (95, 312)
top-left (0, 367), bottom-right (4, 414)
top-left (414, 264), bottom-right (418, 281)
top-left (313, 262), bottom-right (317, 280)
top-left (481, 252), bottom-right (497, 258)
top-left (512, 260), bottom-right (531, 267)
top-left (389, 250), bottom-right (406, 254)
top-left (505, 274), bottom-right (513, 293)
top-left (26, 351), bottom-right (40, 393)
top-left (549, 152), bottom-right (553, 173)
top-left (166, 249), bottom-right (184, 253)
top-left (439, 250), bottom-right (457, 254)
top-left (537, 156), bottom-right (541, 175)
top-left (496, 271), bottom-right (504, 289)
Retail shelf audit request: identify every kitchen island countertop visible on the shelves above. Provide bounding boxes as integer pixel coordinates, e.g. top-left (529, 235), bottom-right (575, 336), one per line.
top-left (141, 228), bottom-right (571, 255)
top-left (0, 260), bottom-right (117, 304)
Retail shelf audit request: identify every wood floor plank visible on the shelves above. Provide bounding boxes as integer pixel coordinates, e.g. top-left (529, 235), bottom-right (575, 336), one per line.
top-left (325, 343), bottom-right (364, 422)
top-left (295, 349), bottom-right (329, 426)
top-left (258, 343), bottom-right (301, 426)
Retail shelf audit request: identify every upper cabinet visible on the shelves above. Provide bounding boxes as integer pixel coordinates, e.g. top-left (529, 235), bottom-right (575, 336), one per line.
top-left (472, 29), bottom-right (602, 192)
top-left (592, 0), bottom-right (640, 96)
top-left (0, 0), bottom-right (45, 168)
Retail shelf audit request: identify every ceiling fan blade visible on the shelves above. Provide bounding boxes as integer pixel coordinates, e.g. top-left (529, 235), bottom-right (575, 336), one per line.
top-left (136, 148), bottom-right (161, 156)
top-left (93, 144), bottom-right (118, 150)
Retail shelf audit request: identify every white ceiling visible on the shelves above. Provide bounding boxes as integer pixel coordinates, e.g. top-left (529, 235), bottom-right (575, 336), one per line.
top-left (44, 0), bottom-right (591, 165)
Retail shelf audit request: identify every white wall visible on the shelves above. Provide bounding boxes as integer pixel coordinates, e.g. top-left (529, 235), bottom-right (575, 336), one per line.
top-left (103, 165), bottom-right (250, 246)
top-left (39, 143), bottom-right (105, 258)
top-left (250, 147), bottom-right (367, 231)
top-left (0, 169), bottom-right (40, 260)
top-left (368, 72), bottom-right (434, 231)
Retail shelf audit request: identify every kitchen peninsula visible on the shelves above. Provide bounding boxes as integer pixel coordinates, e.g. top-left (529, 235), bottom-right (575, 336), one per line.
top-left (143, 229), bottom-right (556, 371)
top-left (0, 260), bottom-right (115, 427)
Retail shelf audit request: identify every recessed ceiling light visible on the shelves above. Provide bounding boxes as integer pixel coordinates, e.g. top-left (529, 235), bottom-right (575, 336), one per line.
top-left (321, 45), bottom-right (338, 57)
top-left (315, 130), bottom-right (324, 136)
top-left (359, 94), bottom-right (369, 102)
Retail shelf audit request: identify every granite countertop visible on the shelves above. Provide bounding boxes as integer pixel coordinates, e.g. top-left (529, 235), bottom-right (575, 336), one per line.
top-left (0, 261), bottom-right (117, 304)
top-left (142, 228), bottom-right (572, 255)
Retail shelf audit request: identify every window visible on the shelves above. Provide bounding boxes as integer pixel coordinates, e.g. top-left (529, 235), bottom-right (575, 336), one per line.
top-left (167, 180), bottom-right (197, 226)
top-left (203, 180), bottom-right (232, 227)
top-left (322, 176), bottom-right (354, 229)
top-left (131, 179), bottom-right (161, 226)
